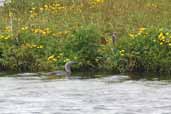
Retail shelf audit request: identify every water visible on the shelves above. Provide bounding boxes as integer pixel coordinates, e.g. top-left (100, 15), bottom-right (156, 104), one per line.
top-left (0, 75), bottom-right (171, 114)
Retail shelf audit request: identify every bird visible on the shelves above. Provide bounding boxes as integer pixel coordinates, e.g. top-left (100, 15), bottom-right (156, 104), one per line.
top-left (43, 61), bottom-right (77, 77)
top-left (17, 61), bottom-right (77, 77)
top-left (111, 32), bottom-right (117, 45)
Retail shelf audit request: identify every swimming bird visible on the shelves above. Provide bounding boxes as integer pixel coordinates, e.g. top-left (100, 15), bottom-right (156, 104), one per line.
top-left (43, 61), bottom-right (77, 77)
top-left (17, 61), bottom-right (77, 77)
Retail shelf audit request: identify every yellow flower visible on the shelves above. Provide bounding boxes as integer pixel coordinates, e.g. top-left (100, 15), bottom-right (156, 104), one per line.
top-left (42, 31), bottom-right (46, 36)
top-left (53, 58), bottom-right (57, 61)
top-left (4, 26), bottom-right (11, 32)
top-left (129, 33), bottom-right (135, 38)
top-left (160, 42), bottom-right (163, 45)
top-left (120, 50), bottom-right (125, 53)
top-left (45, 28), bottom-right (51, 34)
top-left (29, 10), bottom-right (33, 13)
top-left (121, 53), bottom-right (125, 56)
top-left (32, 7), bottom-right (36, 10)
top-left (48, 55), bottom-right (55, 60)
top-left (48, 55), bottom-right (57, 62)
top-left (32, 44), bottom-right (37, 48)
top-left (139, 27), bottom-right (146, 32)
top-left (21, 26), bottom-right (28, 31)
top-left (37, 45), bottom-right (44, 49)
top-left (120, 49), bottom-right (125, 56)
top-left (44, 5), bottom-right (48, 8)
top-left (4, 35), bottom-right (10, 40)
top-left (158, 32), bottom-right (164, 38)
top-left (30, 12), bottom-right (38, 18)
top-left (0, 35), bottom-right (3, 39)
top-left (90, 0), bottom-right (104, 5)
top-left (40, 7), bottom-right (44, 11)
top-left (94, 0), bottom-right (104, 3)
top-left (137, 27), bottom-right (146, 35)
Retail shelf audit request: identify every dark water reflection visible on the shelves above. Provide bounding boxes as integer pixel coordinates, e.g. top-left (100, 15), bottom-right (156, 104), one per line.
top-left (0, 74), bottom-right (171, 114)
top-left (128, 73), bottom-right (171, 81)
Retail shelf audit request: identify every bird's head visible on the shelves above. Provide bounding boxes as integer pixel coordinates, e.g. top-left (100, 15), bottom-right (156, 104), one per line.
top-left (64, 61), bottom-right (78, 74)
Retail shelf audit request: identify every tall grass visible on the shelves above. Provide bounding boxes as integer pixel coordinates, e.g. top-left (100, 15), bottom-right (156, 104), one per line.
top-left (1, 0), bottom-right (171, 37)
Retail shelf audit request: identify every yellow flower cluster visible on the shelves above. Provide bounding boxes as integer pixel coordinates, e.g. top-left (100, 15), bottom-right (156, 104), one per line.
top-left (41, 4), bottom-right (64, 12)
top-left (47, 54), bottom-right (71, 63)
top-left (129, 27), bottom-right (146, 38)
top-left (48, 55), bottom-right (57, 62)
top-left (52, 31), bottom-right (69, 37)
top-left (0, 34), bottom-right (11, 40)
top-left (128, 33), bottom-right (135, 38)
top-left (21, 43), bottom-right (44, 49)
top-left (4, 26), bottom-right (11, 32)
top-left (120, 49), bottom-right (125, 56)
top-left (20, 26), bottom-right (69, 37)
top-left (31, 28), bottom-right (51, 36)
top-left (90, 0), bottom-right (104, 5)
top-left (138, 27), bottom-right (146, 35)
top-left (129, 28), bottom-right (171, 47)
top-left (21, 26), bottom-right (28, 31)
top-left (0, 26), bottom-right (12, 33)
top-left (29, 3), bottom-right (65, 17)
top-left (29, 8), bottom-right (38, 18)
top-left (158, 32), bottom-right (171, 46)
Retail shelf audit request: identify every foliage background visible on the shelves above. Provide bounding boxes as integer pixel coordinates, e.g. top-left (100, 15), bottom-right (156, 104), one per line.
top-left (0, 0), bottom-right (171, 75)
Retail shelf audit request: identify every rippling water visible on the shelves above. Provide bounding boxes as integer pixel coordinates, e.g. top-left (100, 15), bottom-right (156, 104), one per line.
top-left (0, 75), bottom-right (171, 114)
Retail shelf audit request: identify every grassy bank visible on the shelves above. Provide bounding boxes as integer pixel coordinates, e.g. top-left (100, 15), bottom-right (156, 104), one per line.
top-left (0, 0), bottom-right (171, 75)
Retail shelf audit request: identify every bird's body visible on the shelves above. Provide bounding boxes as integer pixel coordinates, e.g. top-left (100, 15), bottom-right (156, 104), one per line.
top-left (43, 71), bottom-right (66, 76)
top-left (16, 61), bottom-right (77, 77)
top-left (17, 72), bottom-right (40, 77)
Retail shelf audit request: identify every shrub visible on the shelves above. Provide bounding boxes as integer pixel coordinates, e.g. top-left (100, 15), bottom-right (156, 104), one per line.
top-left (64, 25), bottom-right (103, 71)
top-left (0, 28), bottom-right (63, 72)
top-left (113, 27), bottom-right (171, 74)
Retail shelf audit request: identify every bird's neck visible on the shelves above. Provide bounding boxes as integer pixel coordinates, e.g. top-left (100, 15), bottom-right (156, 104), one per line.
top-left (65, 62), bottom-right (72, 74)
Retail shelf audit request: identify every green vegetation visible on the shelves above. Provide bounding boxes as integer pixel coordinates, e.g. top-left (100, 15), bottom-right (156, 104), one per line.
top-left (0, 0), bottom-right (171, 75)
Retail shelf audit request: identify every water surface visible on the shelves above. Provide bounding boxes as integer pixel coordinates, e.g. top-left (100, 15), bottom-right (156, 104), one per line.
top-left (0, 75), bottom-right (171, 114)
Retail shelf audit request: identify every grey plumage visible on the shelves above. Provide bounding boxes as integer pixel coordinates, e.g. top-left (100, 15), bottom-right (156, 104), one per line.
top-left (17, 61), bottom-right (77, 77)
